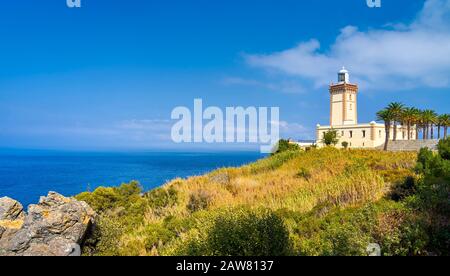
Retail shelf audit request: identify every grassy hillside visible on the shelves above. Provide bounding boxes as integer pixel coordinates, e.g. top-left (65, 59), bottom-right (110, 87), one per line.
top-left (76, 145), bottom-right (449, 256)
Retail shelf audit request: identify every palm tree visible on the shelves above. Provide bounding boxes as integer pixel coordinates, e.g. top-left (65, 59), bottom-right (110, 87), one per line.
top-left (411, 108), bottom-right (422, 140)
top-left (386, 102), bottom-right (405, 141)
top-left (422, 110), bottom-right (438, 140)
top-left (437, 114), bottom-right (445, 139)
top-left (377, 109), bottom-right (395, 151)
top-left (402, 107), bottom-right (417, 140)
top-left (441, 114), bottom-right (450, 139)
top-left (419, 110), bottom-right (427, 140)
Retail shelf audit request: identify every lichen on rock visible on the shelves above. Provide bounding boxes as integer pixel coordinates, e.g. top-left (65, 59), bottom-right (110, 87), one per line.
top-left (0, 192), bottom-right (96, 256)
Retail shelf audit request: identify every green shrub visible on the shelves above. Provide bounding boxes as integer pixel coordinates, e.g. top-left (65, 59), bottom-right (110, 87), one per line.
top-left (146, 186), bottom-right (178, 210)
top-left (438, 137), bottom-right (450, 160)
top-left (286, 200), bottom-right (431, 256)
top-left (76, 181), bottom-right (143, 213)
top-left (143, 224), bottom-right (177, 251)
top-left (389, 176), bottom-right (417, 201)
top-left (341, 141), bottom-right (349, 149)
top-left (321, 129), bottom-right (339, 146)
top-left (273, 139), bottom-right (300, 155)
top-left (82, 214), bottom-right (125, 256)
top-left (204, 208), bottom-right (291, 256)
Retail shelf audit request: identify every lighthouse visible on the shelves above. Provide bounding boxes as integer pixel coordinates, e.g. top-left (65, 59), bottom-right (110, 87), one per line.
top-left (329, 67), bottom-right (358, 126)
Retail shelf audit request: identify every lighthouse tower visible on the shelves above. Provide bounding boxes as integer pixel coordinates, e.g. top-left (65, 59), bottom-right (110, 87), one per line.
top-left (329, 67), bottom-right (358, 126)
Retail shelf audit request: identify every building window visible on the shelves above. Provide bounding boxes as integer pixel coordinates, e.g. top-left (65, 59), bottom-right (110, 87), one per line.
top-left (362, 130), bottom-right (366, 138)
top-left (379, 130), bottom-right (382, 138)
top-left (363, 142), bottom-right (365, 147)
top-left (341, 131), bottom-right (344, 136)
top-left (350, 104), bottom-right (353, 110)
top-left (349, 94), bottom-right (352, 101)
top-left (349, 131), bottom-right (353, 138)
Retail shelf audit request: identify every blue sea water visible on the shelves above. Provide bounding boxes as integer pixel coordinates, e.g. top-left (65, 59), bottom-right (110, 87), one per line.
top-left (0, 150), bottom-right (264, 207)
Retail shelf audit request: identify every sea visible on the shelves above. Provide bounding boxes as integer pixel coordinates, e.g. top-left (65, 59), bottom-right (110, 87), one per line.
top-left (0, 150), bottom-right (265, 207)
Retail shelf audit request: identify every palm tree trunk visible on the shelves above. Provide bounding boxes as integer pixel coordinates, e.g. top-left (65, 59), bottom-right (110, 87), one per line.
top-left (431, 124), bottom-right (434, 139)
top-left (384, 123), bottom-right (390, 151)
top-left (438, 124), bottom-right (441, 139)
top-left (393, 122), bottom-right (398, 141)
top-left (407, 123), bottom-right (411, 140)
top-left (445, 126), bottom-right (448, 139)
top-left (416, 126), bottom-right (419, 140)
top-left (423, 126), bottom-right (426, 140)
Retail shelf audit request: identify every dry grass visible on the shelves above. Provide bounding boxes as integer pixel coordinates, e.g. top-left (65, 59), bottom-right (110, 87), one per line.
top-left (143, 148), bottom-right (417, 222)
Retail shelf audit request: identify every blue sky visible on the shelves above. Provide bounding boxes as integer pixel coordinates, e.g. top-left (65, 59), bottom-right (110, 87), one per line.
top-left (0, 0), bottom-right (449, 151)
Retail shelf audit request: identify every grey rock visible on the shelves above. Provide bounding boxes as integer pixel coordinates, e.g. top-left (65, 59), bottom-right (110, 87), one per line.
top-left (0, 197), bottom-right (24, 221)
top-left (0, 192), bottom-right (96, 256)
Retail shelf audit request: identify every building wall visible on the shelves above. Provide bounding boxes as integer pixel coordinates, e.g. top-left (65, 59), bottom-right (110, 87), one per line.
top-left (330, 83), bottom-right (358, 126)
top-left (344, 93), bottom-right (357, 125)
top-left (316, 124), bottom-right (417, 149)
top-left (331, 93), bottom-right (343, 126)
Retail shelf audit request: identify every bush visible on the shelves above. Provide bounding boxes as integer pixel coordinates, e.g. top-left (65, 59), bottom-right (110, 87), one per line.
top-left (438, 137), bottom-right (450, 160)
top-left (389, 176), bottom-right (417, 201)
top-left (204, 208), bottom-right (292, 256)
top-left (146, 186), bottom-right (178, 210)
top-left (82, 215), bottom-right (125, 256)
top-left (322, 129), bottom-right (339, 146)
top-left (273, 139), bottom-right (299, 155)
top-left (290, 201), bottom-right (428, 256)
top-left (76, 181), bottom-right (143, 213)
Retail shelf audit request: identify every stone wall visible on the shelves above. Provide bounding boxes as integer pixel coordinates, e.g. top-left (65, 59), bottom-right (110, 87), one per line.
top-left (378, 139), bottom-right (439, 152)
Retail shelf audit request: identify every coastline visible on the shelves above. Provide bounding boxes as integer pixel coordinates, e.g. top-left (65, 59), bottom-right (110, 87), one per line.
top-left (0, 150), bottom-right (265, 207)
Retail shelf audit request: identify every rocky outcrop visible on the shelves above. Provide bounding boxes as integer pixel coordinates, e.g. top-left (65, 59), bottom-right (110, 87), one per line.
top-left (0, 192), bottom-right (96, 256)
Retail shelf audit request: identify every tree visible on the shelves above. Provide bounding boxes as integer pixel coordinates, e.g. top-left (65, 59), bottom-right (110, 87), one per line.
top-left (402, 107), bottom-right (417, 140)
top-left (438, 114), bottom-right (450, 140)
top-left (386, 102), bottom-right (405, 141)
top-left (422, 110), bottom-right (438, 140)
top-left (273, 139), bottom-right (300, 155)
top-left (321, 129), bottom-right (339, 146)
top-left (411, 108), bottom-right (422, 140)
top-left (341, 141), bottom-right (349, 149)
top-left (441, 114), bottom-right (450, 139)
top-left (377, 109), bottom-right (395, 151)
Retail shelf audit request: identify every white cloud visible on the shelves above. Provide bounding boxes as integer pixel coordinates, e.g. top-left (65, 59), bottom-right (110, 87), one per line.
top-left (245, 0), bottom-right (450, 91)
top-left (273, 120), bottom-right (312, 140)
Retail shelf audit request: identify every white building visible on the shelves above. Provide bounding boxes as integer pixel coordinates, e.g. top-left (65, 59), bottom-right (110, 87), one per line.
top-left (316, 68), bottom-right (417, 149)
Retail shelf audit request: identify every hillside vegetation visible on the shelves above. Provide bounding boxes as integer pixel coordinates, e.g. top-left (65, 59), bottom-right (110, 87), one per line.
top-left (76, 141), bottom-right (450, 256)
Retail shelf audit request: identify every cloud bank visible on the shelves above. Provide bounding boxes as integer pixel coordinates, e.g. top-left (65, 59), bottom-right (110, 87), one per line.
top-left (245, 0), bottom-right (450, 91)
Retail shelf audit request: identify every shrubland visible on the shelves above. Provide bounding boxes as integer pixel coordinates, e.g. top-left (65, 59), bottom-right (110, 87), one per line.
top-left (76, 139), bottom-right (450, 256)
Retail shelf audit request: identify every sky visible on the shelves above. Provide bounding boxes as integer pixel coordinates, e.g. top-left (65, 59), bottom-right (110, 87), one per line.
top-left (0, 0), bottom-right (449, 151)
